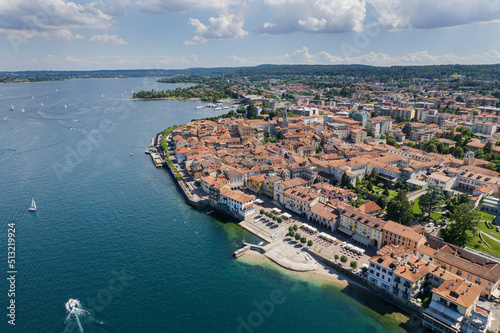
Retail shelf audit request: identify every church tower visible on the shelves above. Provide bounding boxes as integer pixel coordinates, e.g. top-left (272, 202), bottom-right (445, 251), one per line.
top-left (283, 108), bottom-right (288, 128)
top-left (464, 150), bottom-right (475, 166)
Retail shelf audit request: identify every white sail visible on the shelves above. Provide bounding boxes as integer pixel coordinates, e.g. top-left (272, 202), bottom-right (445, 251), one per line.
top-left (29, 198), bottom-right (36, 211)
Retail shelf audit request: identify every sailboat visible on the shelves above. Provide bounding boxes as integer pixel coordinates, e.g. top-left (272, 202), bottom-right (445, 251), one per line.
top-left (21, 108), bottom-right (25, 113)
top-left (10, 104), bottom-right (14, 111)
top-left (29, 198), bottom-right (36, 212)
top-left (65, 104), bottom-right (67, 109)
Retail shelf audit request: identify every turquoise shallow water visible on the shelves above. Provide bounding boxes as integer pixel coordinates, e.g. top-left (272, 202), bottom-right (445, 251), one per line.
top-left (0, 78), bottom-right (414, 332)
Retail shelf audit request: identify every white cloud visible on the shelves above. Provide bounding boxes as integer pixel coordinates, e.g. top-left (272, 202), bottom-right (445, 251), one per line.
top-left (257, 0), bottom-right (366, 34)
top-left (368, 0), bottom-right (500, 30)
top-left (0, 0), bottom-right (112, 41)
top-left (230, 48), bottom-right (500, 66)
top-left (184, 11), bottom-right (247, 45)
top-left (90, 33), bottom-right (129, 45)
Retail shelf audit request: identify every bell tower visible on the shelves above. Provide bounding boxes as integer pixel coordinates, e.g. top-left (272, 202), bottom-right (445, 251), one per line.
top-left (464, 150), bottom-right (475, 166)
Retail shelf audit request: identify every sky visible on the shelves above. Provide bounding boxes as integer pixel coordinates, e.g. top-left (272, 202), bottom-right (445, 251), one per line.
top-left (1, 0), bottom-right (500, 71)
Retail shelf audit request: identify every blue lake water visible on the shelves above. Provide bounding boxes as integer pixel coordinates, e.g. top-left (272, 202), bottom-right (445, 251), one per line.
top-left (0, 78), bottom-right (417, 332)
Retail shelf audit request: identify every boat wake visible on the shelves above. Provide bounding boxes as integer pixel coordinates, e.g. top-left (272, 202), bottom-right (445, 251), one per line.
top-left (64, 299), bottom-right (106, 333)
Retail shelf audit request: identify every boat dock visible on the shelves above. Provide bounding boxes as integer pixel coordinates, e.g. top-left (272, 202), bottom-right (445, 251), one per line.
top-left (233, 245), bottom-right (251, 258)
top-left (145, 146), bottom-right (164, 167)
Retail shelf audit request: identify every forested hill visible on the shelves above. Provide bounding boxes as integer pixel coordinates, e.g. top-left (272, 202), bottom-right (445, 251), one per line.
top-left (2, 64), bottom-right (500, 83)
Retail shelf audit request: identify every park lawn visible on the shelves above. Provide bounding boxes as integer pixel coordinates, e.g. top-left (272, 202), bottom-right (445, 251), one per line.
top-left (430, 213), bottom-right (442, 221)
top-left (477, 221), bottom-right (500, 242)
top-left (371, 186), bottom-right (398, 199)
top-left (412, 198), bottom-right (422, 215)
top-left (466, 231), bottom-right (500, 256)
top-left (481, 212), bottom-right (496, 222)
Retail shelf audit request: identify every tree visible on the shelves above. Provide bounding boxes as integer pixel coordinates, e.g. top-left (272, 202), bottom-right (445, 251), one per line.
top-left (315, 145), bottom-right (323, 154)
top-left (443, 203), bottom-right (481, 246)
top-left (369, 168), bottom-right (378, 183)
top-left (453, 146), bottom-right (465, 159)
top-left (293, 224), bottom-right (298, 231)
top-left (246, 104), bottom-right (257, 119)
top-left (367, 181), bottom-right (373, 192)
top-left (260, 209), bottom-right (265, 215)
top-left (485, 141), bottom-right (493, 154)
top-left (445, 193), bottom-right (470, 215)
top-left (419, 186), bottom-right (444, 219)
top-left (277, 217), bottom-right (283, 223)
top-left (350, 261), bottom-right (358, 269)
top-left (386, 136), bottom-right (397, 147)
top-left (386, 190), bottom-right (414, 225)
top-left (383, 187), bottom-right (390, 197)
top-left (307, 240), bottom-right (313, 246)
top-left (300, 237), bottom-right (307, 244)
top-left (426, 143), bottom-right (438, 153)
top-left (340, 255), bottom-right (348, 263)
top-left (289, 230), bottom-right (295, 238)
top-left (376, 195), bottom-right (387, 210)
top-left (295, 233), bottom-right (301, 241)
top-left (334, 254), bottom-right (340, 261)
top-left (341, 172), bottom-right (349, 187)
top-left (402, 122), bottom-right (413, 136)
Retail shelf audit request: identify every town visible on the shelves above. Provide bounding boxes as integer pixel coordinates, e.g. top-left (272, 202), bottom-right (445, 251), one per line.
top-left (148, 71), bottom-right (500, 333)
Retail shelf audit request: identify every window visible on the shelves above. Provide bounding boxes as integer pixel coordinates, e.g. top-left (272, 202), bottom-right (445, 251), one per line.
top-left (382, 268), bottom-right (387, 273)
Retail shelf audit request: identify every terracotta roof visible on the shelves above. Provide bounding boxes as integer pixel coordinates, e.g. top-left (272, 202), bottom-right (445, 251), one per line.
top-left (384, 221), bottom-right (426, 244)
top-left (435, 244), bottom-right (500, 283)
top-left (394, 256), bottom-right (433, 282)
top-left (432, 278), bottom-right (482, 309)
top-left (220, 189), bottom-right (253, 203)
top-left (359, 201), bottom-right (382, 214)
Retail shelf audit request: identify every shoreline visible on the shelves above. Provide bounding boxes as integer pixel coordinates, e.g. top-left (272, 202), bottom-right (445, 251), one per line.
top-left (239, 249), bottom-right (350, 288)
top-left (157, 132), bottom-right (421, 330)
top-left (124, 97), bottom-right (202, 101)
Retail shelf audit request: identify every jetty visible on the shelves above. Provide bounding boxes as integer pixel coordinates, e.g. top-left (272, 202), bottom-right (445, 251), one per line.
top-left (145, 147), bottom-right (164, 167)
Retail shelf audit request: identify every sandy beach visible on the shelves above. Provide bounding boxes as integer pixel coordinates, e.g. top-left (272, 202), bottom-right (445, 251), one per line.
top-left (238, 249), bottom-right (350, 288)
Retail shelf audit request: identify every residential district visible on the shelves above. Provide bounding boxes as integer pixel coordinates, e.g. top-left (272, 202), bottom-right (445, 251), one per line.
top-left (149, 83), bottom-right (500, 333)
